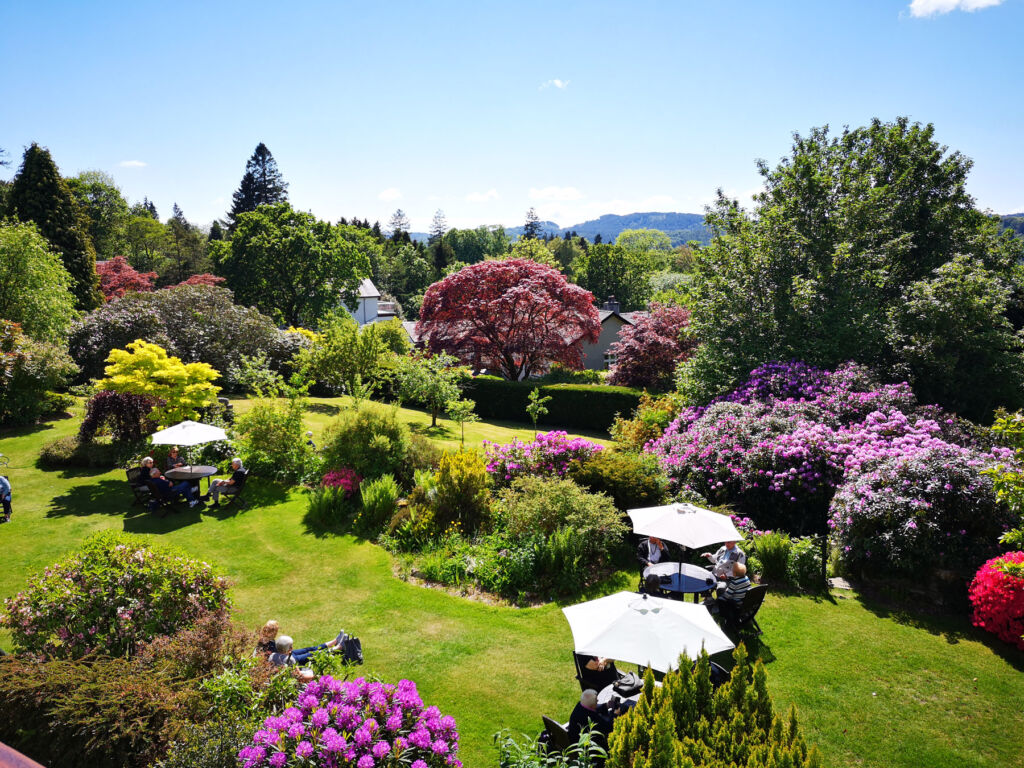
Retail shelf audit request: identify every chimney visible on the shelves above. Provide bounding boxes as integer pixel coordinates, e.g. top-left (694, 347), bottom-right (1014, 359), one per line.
top-left (601, 295), bottom-right (620, 313)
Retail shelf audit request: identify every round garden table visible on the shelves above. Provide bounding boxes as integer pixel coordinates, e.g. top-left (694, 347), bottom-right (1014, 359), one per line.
top-left (643, 562), bottom-right (718, 603)
top-left (597, 679), bottom-right (662, 708)
top-left (165, 465), bottom-right (218, 491)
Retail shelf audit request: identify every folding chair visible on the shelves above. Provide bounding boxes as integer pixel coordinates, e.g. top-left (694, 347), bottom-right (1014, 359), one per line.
top-left (540, 715), bottom-right (572, 754)
top-left (573, 652), bottom-right (621, 692)
top-left (219, 468), bottom-right (250, 510)
top-left (127, 467), bottom-right (152, 507)
top-left (145, 479), bottom-right (182, 517)
top-left (723, 584), bottom-right (767, 635)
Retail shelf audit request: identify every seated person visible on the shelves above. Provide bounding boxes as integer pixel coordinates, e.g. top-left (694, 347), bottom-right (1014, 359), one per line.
top-left (165, 446), bottom-right (186, 470)
top-left (702, 540), bottom-right (747, 579)
top-left (256, 619), bottom-right (279, 657)
top-left (137, 456), bottom-right (155, 480)
top-left (149, 467), bottom-right (199, 508)
top-left (202, 458), bottom-right (246, 507)
top-left (577, 654), bottom-right (619, 690)
top-left (705, 562), bottom-right (751, 616)
top-left (567, 689), bottom-right (619, 744)
top-left (640, 573), bottom-right (668, 598)
top-left (636, 535), bottom-right (670, 568)
top-left (268, 631), bottom-right (346, 667)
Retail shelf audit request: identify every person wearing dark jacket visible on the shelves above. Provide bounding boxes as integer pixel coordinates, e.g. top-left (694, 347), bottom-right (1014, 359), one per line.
top-left (568, 689), bottom-right (617, 744)
top-left (636, 536), bottom-right (670, 568)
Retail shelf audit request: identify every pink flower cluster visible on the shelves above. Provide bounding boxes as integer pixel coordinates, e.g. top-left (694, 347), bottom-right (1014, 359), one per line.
top-left (323, 468), bottom-right (363, 499)
top-left (969, 551), bottom-right (1024, 651)
top-left (238, 676), bottom-right (461, 768)
top-left (483, 431), bottom-right (603, 485)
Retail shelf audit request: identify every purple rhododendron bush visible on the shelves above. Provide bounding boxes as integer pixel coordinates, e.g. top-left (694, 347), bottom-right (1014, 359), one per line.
top-left (239, 675), bottom-right (461, 768)
top-left (1, 530), bottom-right (230, 659)
top-left (483, 430), bottom-right (603, 486)
top-left (647, 361), bottom-right (1017, 576)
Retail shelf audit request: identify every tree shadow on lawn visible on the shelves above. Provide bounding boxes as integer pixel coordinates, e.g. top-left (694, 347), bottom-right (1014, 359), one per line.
top-left (408, 422), bottom-right (455, 440)
top-left (305, 402), bottom-right (342, 417)
top-left (123, 506), bottom-right (204, 534)
top-left (857, 592), bottom-right (1024, 672)
top-left (0, 420), bottom-right (62, 440)
top-left (46, 478), bottom-right (136, 517)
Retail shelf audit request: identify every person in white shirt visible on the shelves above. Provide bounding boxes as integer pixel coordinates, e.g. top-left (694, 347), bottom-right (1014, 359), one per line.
top-left (702, 541), bottom-right (746, 578)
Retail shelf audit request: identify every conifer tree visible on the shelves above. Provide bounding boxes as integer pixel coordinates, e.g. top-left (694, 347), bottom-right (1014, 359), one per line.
top-left (387, 208), bottom-right (411, 237)
top-left (428, 209), bottom-right (448, 245)
top-left (227, 142), bottom-right (289, 230)
top-left (523, 207), bottom-right (542, 239)
top-left (144, 197), bottom-right (159, 220)
top-left (208, 220), bottom-right (225, 241)
top-left (6, 143), bottom-right (102, 309)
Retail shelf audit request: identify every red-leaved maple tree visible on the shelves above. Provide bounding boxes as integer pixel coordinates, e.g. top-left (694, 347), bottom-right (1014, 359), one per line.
top-left (417, 258), bottom-right (600, 380)
top-left (607, 303), bottom-right (697, 389)
top-left (96, 256), bottom-right (157, 300)
top-left (176, 273), bottom-right (226, 287)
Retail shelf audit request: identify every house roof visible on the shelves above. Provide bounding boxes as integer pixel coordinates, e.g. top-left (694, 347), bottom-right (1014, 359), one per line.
top-left (598, 309), bottom-right (641, 325)
top-left (402, 321), bottom-right (421, 344)
top-left (357, 278), bottom-right (381, 299)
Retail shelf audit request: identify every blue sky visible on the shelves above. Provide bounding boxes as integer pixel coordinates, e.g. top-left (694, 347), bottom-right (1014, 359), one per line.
top-left (2, 0), bottom-right (1022, 231)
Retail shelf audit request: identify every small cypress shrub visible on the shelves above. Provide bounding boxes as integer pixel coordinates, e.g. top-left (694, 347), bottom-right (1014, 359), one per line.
top-left (432, 448), bottom-right (491, 531)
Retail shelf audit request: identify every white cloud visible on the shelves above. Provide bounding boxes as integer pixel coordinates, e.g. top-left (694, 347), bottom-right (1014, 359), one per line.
top-left (465, 189), bottom-right (499, 203)
top-left (118, 160), bottom-right (146, 168)
top-left (377, 187), bottom-right (402, 201)
top-left (539, 79), bottom-right (570, 90)
top-left (909, 0), bottom-right (1003, 17)
top-left (529, 186), bottom-right (584, 201)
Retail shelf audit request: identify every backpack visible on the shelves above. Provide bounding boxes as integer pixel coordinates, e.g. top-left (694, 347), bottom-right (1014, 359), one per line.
top-left (337, 632), bottom-right (364, 665)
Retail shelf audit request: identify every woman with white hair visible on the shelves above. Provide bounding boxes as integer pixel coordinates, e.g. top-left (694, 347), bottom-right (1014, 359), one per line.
top-left (203, 457), bottom-right (246, 507)
top-left (269, 630), bottom-right (347, 667)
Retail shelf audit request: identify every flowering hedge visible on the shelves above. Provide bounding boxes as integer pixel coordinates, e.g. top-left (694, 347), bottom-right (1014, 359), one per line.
top-left (968, 551), bottom-right (1024, 650)
top-left (829, 446), bottom-right (1014, 577)
top-left (324, 468), bottom-right (363, 499)
top-left (1, 531), bottom-right (230, 659)
top-left (646, 361), bottom-right (1017, 563)
top-left (238, 675), bottom-right (461, 768)
top-left (483, 431), bottom-right (603, 486)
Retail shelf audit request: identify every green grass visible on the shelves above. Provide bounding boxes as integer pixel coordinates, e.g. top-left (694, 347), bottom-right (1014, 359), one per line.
top-left (1, 401), bottom-right (1022, 768)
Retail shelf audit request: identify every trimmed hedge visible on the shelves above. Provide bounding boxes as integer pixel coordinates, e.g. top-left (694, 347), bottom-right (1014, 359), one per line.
top-left (465, 375), bottom-right (642, 433)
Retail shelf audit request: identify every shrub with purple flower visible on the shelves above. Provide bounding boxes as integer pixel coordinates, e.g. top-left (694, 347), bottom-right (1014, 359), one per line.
top-left (484, 431), bottom-right (603, 486)
top-left (323, 468), bottom-right (363, 499)
top-left (829, 445), bottom-right (1016, 577)
top-left (1, 530), bottom-right (230, 659)
top-left (237, 676), bottom-right (461, 768)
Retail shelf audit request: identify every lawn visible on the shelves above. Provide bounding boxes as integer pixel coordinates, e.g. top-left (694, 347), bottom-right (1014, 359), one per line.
top-left (1, 401), bottom-right (1022, 768)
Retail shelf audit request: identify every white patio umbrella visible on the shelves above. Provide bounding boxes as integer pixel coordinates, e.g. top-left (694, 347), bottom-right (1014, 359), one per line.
top-left (150, 420), bottom-right (228, 446)
top-left (628, 503), bottom-right (742, 550)
top-left (562, 591), bottom-right (734, 672)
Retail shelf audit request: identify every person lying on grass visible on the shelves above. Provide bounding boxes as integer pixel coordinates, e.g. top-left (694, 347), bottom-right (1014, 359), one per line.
top-left (269, 631), bottom-right (347, 675)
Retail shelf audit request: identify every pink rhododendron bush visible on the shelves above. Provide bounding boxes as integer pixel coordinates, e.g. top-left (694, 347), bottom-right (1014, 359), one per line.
top-left (646, 361), bottom-right (1016, 576)
top-left (968, 551), bottom-right (1024, 650)
top-left (238, 675), bottom-right (461, 768)
top-left (1, 530), bottom-right (230, 659)
top-left (483, 430), bottom-right (603, 486)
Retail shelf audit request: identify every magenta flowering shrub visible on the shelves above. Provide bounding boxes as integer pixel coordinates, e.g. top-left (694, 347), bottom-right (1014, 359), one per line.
top-left (484, 431), bottom-right (603, 486)
top-left (323, 468), bottom-right (363, 499)
top-left (968, 551), bottom-right (1024, 650)
top-left (1, 531), bottom-right (230, 659)
top-left (828, 446), bottom-right (1016, 577)
top-left (238, 675), bottom-right (461, 768)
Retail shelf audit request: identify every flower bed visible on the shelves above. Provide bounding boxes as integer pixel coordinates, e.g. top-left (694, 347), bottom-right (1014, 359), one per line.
top-left (238, 675), bottom-right (461, 768)
top-left (483, 431), bottom-right (603, 486)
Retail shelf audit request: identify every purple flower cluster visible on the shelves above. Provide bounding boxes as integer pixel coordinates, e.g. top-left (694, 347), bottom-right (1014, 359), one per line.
top-left (238, 676), bottom-right (460, 768)
top-left (483, 431), bottom-right (603, 485)
top-left (645, 361), bottom-right (1017, 570)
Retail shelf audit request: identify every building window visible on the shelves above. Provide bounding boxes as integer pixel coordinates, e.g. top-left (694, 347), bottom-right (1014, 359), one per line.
top-left (603, 352), bottom-right (618, 370)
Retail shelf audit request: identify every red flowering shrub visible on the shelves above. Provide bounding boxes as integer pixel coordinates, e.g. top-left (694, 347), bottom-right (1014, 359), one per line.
top-left (175, 273), bottom-right (226, 287)
top-left (608, 303), bottom-right (697, 390)
top-left (97, 256), bottom-right (157, 300)
top-left (969, 551), bottom-right (1024, 650)
top-left (323, 468), bottom-right (362, 499)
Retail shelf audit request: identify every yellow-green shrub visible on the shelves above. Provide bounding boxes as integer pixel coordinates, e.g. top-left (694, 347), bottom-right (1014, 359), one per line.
top-left (432, 449), bottom-right (490, 531)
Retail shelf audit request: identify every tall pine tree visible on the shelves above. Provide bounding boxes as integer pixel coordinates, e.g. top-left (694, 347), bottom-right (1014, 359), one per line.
top-left (523, 207), bottom-right (542, 240)
top-left (227, 142), bottom-right (289, 230)
top-left (6, 143), bottom-right (102, 309)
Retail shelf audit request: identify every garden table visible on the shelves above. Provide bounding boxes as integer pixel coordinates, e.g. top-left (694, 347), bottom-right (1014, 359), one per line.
top-left (596, 679), bottom-right (662, 708)
top-left (643, 562), bottom-right (717, 603)
top-left (165, 465), bottom-right (218, 491)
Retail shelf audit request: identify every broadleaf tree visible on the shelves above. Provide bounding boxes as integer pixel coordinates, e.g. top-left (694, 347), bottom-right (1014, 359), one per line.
top-left (417, 258), bottom-right (601, 380)
top-left (216, 202), bottom-right (370, 327)
top-left (0, 221), bottom-right (78, 343)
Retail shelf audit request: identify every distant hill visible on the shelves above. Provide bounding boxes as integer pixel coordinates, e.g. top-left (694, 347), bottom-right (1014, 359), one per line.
top-left (411, 211), bottom-right (711, 247)
top-left (1001, 214), bottom-right (1024, 237)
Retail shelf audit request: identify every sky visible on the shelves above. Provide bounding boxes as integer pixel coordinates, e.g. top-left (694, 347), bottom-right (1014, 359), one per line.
top-left (2, 0), bottom-right (1023, 231)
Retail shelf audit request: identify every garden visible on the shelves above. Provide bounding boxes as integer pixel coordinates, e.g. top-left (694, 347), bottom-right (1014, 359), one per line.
top-left (0, 118), bottom-right (1023, 768)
